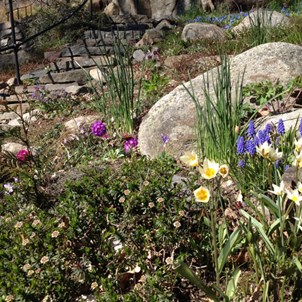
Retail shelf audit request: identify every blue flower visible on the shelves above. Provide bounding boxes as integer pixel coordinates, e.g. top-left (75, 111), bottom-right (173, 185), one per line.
top-left (160, 134), bottom-right (169, 144)
top-left (245, 140), bottom-right (256, 156)
top-left (247, 120), bottom-right (256, 137)
top-left (299, 118), bottom-right (302, 137)
top-left (237, 136), bottom-right (245, 155)
top-left (238, 159), bottom-right (245, 168)
top-left (264, 123), bottom-right (271, 134)
top-left (277, 119), bottom-right (285, 135)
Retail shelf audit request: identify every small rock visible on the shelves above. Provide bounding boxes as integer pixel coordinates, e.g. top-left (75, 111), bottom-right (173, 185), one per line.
top-left (1, 142), bottom-right (26, 154)
top-left (7, 119), bottom-right (21, 127)
top-left (64, 115), bottom-right (100, 133)
top-left (136, 29), bottom-right (164, 47)
top-left (133, 49), bottom-right (146, 62)
top-left (89, 68), bottom-right (106, 83)
top-left (6, 77), bottom-right (17, 87)
top-left (65, 85), bottom-right (93, 95)
top-left (0, 111), bottom-right (19, 121)
top-left (181, 23), bottom-right (226, 43)
top-left (155, 19), bottom-right (175, 31)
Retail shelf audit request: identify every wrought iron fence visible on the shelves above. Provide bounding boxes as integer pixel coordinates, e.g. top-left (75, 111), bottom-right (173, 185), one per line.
top-left (0, 0), bottom-right (90, 84)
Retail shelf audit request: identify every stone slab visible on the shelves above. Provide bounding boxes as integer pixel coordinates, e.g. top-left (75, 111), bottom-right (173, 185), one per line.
top-left (49, 55), bottom-right (115, 72)
top-left (39, 69), bottom-right (93, 84)
top-left (59, 45), bottom-right (114, 57)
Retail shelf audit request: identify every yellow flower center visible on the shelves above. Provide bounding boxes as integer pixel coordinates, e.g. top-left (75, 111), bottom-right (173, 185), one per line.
top-left (205, 168), bottom-right (216, 178)
top-left (292, 196), bottom-right (298, 202)
top-left (220, 167), bottom-right (227, 175)
top-left (196, 189), bottom-right (209, 201)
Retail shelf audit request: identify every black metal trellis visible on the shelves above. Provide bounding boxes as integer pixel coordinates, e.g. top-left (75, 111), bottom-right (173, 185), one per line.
top-left (1, 0), bottom-right (90, 85)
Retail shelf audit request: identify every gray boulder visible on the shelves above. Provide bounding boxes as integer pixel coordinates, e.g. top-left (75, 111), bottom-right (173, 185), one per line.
top-left (138, 42), bottom-right (302, 158)
top-left (181, 23), bottom-right (226, 43)
top-left (232, 9), bottom-right (290, 34)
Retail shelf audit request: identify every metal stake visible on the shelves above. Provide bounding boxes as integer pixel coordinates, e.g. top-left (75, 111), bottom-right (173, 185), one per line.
top-left (8, 0), bottom-right (21, 85)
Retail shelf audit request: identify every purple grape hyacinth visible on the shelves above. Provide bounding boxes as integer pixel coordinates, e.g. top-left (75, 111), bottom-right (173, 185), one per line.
top-left (277, 119), bottom-right (285, 135)
top-left (245, 140), bottom-right (256, 156)
top-left (299, 118), bottom-right (302, 137)
top-left (124, 137), bottom-right (138, 153)
top-left (237, 136), bottom-right (245, 155)
top-left (91, 121), bottom-right (107, 137)
top-left (247, 120), bottom-right (256, 137)
top-left (238, 159), bottom-right (245, 168)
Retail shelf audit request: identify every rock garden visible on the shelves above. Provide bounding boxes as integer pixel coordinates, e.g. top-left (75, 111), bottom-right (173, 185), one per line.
top-left (1, 0), bottom-right (302, 301)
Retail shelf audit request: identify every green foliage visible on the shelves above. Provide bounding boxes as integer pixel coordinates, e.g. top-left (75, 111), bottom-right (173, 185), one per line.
top-left (184, 55), bottom-right (244, 165)
top-left (243, 80), bottom-right (285, 107)
top-left (31, 86), bottom-right (80, 117)
top-left (90, 36), bottom-right (142, 135)
top-left (0, 154), bottom-right (212, 301)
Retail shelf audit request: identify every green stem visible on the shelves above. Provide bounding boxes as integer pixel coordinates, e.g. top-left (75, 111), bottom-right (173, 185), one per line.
top-left (210, 180), bottom-right (219, 287)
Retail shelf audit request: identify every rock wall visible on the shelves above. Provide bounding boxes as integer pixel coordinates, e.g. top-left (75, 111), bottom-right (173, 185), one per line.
top-left (103, 0), bottom-right (269, 19)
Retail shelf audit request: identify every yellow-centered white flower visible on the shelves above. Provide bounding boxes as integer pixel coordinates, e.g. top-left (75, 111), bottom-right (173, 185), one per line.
top-left (179, 151), bottom-right (199, 167)
top-left (286, 188), bottom-right (302, 205)
top-left (295, 137), bottom-right (302, 152)
top-left (219, 164), bottom-right (229, 178)
top-left (293, 151), bottom-right (302, 168)
top-left (297, 182), bottom-right (302, 194)
top-left (256, 141), bottom-right (273, 159)
top-left (198, 158), bottom-right (219, 180)
top-left (268, 148), bottom-right (283, 161)
top-left (194, 186), bottom-right (210, 203)
top-left (268, 181), bottom-right (285, 196)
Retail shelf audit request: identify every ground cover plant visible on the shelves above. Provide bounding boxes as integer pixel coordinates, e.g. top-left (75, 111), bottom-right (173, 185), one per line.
top-left (1, 1), bottom-right (302, 301)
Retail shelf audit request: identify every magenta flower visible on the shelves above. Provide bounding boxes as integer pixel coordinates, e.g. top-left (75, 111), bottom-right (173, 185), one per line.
top-left (91, 120), bottom-right (107, 137)
top-left (17, 149), bottom-right (30, 161)
top-left (124, 137), bottom-right (138, 153)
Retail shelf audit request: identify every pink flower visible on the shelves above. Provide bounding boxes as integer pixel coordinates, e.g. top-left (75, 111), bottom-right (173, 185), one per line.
top-left (17, 149), bottom-right (30, 161)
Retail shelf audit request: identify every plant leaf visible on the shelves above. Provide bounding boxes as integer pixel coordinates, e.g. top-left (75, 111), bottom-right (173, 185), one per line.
top-left (240, 209), bottom-right (275, 255)
top-left (293, 256), bottom-right (302, 272)
top-left (218, 227), bottom-right (241, 274)
top-left (225, 268), bottom-right (241, 300)
top-left (175, 261), bottom-right (219, 302)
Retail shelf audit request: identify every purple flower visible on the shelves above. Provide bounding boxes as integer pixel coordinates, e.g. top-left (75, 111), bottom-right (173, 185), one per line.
top-left (160, 134), bottom-right (169, 144)
top-left (257, 130), bottom-right (270, 144)
top-left (277, 119), bottom-right (285, 135)
top-left (238, 159), bottom-right (245, 168)
top-left (247, 120), bottom-right (256, 137)
top-left (237, 136), bottom-right (245, 155)
top-left (91, 121), bottom-right (107, 137)
top-left (299, 118), bottom-right (302, 137)
top-left (124, 137), bottom-right (138, 153)
top-left (245, 140), bottom-right (256, 156)
top-left (275, 160), bottom-right (281, 168)
top-left (264, 123), bottom-right (271, 135)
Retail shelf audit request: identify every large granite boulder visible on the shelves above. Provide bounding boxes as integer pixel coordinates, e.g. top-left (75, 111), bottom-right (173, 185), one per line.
top-left (102, 0), bottom-right (215, 19)
top-left (138, 42), bottom-right (302, 158)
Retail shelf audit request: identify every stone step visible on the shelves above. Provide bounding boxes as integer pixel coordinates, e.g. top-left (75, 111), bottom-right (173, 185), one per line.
top-left (48, 55), bottom-right (115, 72)
top-left (21, 69), bottom-right (48, 82)
top-left (83, 29), bottom-right (144, 42)
top-left (0, 94), bottom-right (29, 104)
top-left (39, 68), bottom-right (94, 84)
top-left (59, 45), bottom-right (115, 57)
